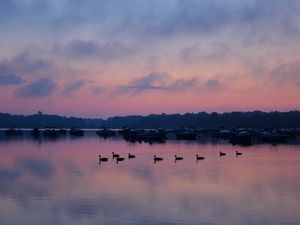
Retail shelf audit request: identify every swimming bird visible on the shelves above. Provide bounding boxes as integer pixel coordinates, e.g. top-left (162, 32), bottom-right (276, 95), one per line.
top-left (219, 151), bottom-right (226, 156)
top-left (196, 154), bottom-right (205, 160)
top-left (112, 152), bottom-right (120, 159)
top-left (98, 155), bottom-right (108, 162)
top-left (174, 155), bottom-right (183, 160)
top-left (128, 153), bottom-right (136, 159)
top-left (116, 156), bottom-right (125, 163)
top-left (236, 150), bottom-right (242, 156)
top-left (154, 155), bottom-right (163, 161)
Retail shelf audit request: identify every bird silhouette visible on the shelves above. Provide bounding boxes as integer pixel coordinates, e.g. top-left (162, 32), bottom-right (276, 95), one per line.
top-left (128, 153), bottom-right (136, 159)
top-left (196, 154), bottom-right (205, 160)
top-left (219, 151), bottom-right (226, 156)
top-left (174, 155), bottom-right (183, 161)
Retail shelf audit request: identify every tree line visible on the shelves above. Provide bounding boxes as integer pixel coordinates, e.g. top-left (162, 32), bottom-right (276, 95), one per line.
top-left (1, 111), bottom-right (300, 128)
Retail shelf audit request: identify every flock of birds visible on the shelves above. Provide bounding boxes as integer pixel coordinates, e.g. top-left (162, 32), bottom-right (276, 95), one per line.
top-left (98, 151), bottom-right (243, 164)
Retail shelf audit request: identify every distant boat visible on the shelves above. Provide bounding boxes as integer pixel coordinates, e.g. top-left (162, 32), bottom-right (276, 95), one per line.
top-left (258, 132), bottom-right (288, 143)
top-left (31, 128), bottom-right (40, 137)
top-left (212, 129), bottom-right (234, 139)
top-left (58, 129), bottom-right (67, 135)
top-left (43, 129), bottom-right (60, 138)
top-left (229, 132), bottom-right (253, 146)
top-left (96, 129), bottom-right (116, 138)
top-left (5, 128), bottom-right (22, 136)
top-left (70, 128), bottom-right (84, 136)
top-left (122, 129), bottom-right (166, 143)
top-left (175, 130), bottom-right (197, 140)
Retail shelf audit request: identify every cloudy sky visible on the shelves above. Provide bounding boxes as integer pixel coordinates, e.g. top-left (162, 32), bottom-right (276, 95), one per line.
top-left (0, 0), bottom-right (300, 117)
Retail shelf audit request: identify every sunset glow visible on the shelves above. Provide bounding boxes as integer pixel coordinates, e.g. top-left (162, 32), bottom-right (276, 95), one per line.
top-left (1, 0), bottom-right (300, 117)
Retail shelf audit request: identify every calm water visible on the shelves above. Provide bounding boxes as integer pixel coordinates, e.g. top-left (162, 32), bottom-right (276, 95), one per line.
top-left (0, 132), bottom-right (300, 225)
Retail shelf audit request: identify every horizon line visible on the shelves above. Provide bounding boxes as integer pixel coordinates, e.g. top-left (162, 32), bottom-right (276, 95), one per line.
top-left (1, 109), bottom-right (300, 120)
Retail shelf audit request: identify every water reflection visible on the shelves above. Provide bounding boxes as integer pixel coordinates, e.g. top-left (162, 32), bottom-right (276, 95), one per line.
top-left (0, 134), bottom-right (300, 225)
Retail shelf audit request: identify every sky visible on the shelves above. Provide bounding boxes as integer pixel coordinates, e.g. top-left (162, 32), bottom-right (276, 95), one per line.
top-left (0, 0), bottom-right (300, 118)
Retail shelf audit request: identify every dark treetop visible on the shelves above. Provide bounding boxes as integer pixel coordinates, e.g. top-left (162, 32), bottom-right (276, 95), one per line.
top-left (1, 110), bottom-right (300, 129)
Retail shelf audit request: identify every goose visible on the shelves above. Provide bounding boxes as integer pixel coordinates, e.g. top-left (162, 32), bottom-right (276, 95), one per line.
top-left (128, 153), bottom-right (136, 159)
top-left (196, 154), bottom-right (205, 160)
top-left (112, 152), bottom-right (120, 158)
top-left (154, 155), bottom-right (163, 161)
top-left (174, 155), bottom-right (183, 160)
top-left (219, 151), bottom-right (226, 156)
top-left (236, 150), bottom-right (242, 156)
top-left (98, 155), bottom-right (108, 162)
top-left (116, 156), bottom-right (125, 162)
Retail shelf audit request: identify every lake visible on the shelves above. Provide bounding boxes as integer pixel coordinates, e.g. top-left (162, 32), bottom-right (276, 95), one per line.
top-left (0, 131), bottom-right (300, 225)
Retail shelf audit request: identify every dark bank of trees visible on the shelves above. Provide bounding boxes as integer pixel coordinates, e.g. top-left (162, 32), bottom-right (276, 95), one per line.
top-left (1, 111), bottom-right (300, 129)
top-left (103, 111), bottom-right (300, 128)
top-left (0, 111), bottom-right (103, 128)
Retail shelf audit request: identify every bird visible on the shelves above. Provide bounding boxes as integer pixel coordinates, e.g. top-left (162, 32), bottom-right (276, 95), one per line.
top-left (112, 152), bottom-right (120, 159)
top-left (236, 150), bottom-right (242, 156)
top-left (196, 154), bottom-right (205, 160)
top-left (154, 155), bottom-right (163, 161)
top-left (219, 151), bottom-right (226, 156)
top-left (116, 156), bottom-right (125, 163)
top-left (128, 153), bottom-right (136, 159)
top-left (174, 155), bottom-right (183, 160)
top-left (98, 155), bottom-right (108, 162)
